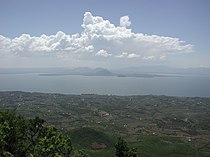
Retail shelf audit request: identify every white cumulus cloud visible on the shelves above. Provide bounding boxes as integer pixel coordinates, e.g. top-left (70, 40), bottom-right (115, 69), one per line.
top-left (120, 16), bottom-right (131, 28)
top-left (142, 56), bottom-right (156, 60)
top-left (116, 52), bottom-right (140, 58)
top-left (127, 53), bottom-right (140, 58)
top-left (0, 12), bottom-right (193, 63)
top-left (96, 49), bottom-right (112, 57)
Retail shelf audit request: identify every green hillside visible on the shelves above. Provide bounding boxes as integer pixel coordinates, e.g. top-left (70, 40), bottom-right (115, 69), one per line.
top-left (69, 127), bottom-right (114, 149)
top-left (0, 91), bottom-right (210, 157)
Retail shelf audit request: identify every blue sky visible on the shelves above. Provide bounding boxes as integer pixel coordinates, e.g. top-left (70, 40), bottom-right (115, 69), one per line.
top-left (0, 0), bottom-right (210, 68)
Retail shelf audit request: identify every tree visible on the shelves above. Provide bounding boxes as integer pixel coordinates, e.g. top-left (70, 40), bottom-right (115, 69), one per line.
top-left (0, 110), bottom-right (28, 156)
top-left (74, 150), bottom-right (89, 157)
top-left (0, 121), bottom-right (10, 152)
top-left (34, 127), bottom-right (72, 157)
top-left (127, 148), bottom-right (138, 157)
top-left (115, 137), bottom-right (138, 157)
top-left (0, 110), bottom-right (74, 157)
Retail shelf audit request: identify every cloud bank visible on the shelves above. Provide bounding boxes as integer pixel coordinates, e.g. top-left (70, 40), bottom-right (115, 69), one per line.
top-left (0, 12), bottom-right (193, 61)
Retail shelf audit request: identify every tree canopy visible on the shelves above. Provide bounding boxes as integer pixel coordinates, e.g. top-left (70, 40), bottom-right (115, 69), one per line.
top-left (0, 110), bottom-right (87, 157)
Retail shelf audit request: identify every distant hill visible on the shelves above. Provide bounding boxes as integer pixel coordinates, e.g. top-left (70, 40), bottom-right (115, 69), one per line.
top-left (39, 67), bottom-right (115, 76)
top-left (1, 66), bottom-right (210, 78)
top-left (115, 66), bottom-right (210, 76)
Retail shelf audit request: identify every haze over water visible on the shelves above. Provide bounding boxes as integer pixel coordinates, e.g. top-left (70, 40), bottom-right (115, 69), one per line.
top-left (0, 73), bottom-right (209, 97)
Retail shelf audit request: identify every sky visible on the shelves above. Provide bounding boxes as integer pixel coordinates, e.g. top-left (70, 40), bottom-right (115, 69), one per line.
top-left (0, 0), bottom-right (210, 68)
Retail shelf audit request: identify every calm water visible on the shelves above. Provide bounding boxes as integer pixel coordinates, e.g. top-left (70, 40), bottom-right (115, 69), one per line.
top-left (0, 73), bottom-right (210, 97)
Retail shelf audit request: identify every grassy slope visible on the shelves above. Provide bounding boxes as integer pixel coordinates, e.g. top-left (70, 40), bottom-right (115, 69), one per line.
top-left (69, 127), bottom-right (200, 157)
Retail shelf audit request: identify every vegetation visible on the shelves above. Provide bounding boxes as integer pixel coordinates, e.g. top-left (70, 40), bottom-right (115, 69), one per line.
top-left (0, 110), bottom-right (137, 157)
top-left (0, 91), bottom-right (210, 156)
top-left (0, 110), bottom-right (84, 157)
top-left (115, 137), bottom-right (137, 157)
top-left (69, 127), bottom-right (114, 149)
